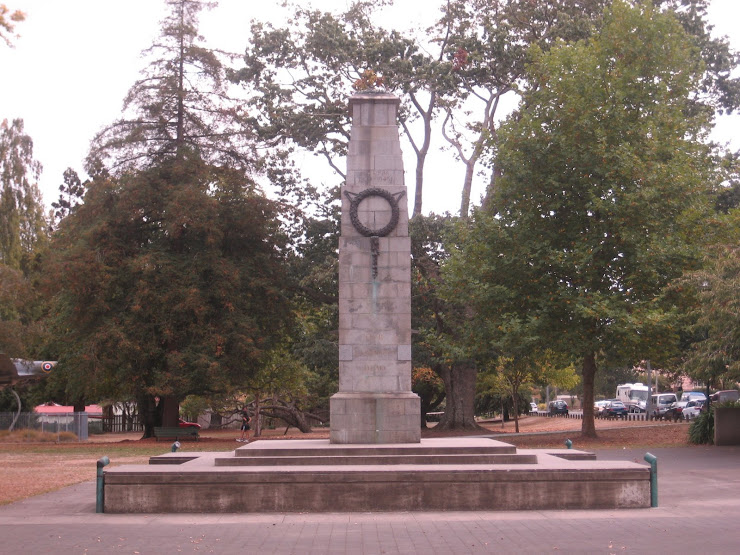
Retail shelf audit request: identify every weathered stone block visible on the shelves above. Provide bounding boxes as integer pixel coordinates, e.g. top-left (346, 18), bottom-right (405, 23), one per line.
top-left (346, 169), bottom-right (404, 187)
top-left (338, 345), bottom-right (353, 361)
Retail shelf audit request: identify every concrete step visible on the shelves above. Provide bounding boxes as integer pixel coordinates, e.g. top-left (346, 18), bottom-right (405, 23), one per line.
top-left (215, 452), bottom-right (537, 466)
top-left (231, 438), bottom-right (517, 458)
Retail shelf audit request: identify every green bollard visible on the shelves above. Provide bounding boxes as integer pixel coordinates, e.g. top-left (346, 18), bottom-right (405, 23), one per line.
top-left (96, 456), bottom-right (110, 513)
top-left (565, 439), bottom-right (572, 449)
top-left (644, 452), bottom-right (658, 507)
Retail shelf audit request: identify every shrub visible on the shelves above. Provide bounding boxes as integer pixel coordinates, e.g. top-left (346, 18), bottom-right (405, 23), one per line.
top-left (688, 410), bottom-right (714, 444)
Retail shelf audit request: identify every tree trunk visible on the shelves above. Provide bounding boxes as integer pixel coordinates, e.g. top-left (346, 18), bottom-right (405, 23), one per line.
top-left (434, 361), bottom-right (485, 431)
top-left (581, 352), bottom-right (597, 438)
top-left (161, 395), bottom-right (179, 427)
top-left (410, 92), bottom-right (436, 218)
top-left (512, 390), bottom-right (520, 433)
top-left (254, 392), bottom-right (261, 438)
top-left (73, 398), bottom-right (86, 413)
top-left (459, 158), bottom-right (475, 219)
top-left (209, 412), bottom-right (222, 428)
top-left (140, 394), bottom-right (160, 439)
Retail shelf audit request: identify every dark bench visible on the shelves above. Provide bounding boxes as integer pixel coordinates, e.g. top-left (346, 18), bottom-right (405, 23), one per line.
top-left (153, 426), bottom-right (199, 441)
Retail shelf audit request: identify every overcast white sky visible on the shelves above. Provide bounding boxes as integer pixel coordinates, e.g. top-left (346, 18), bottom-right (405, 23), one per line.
top-left (1, 0), bottom-right (739, 215)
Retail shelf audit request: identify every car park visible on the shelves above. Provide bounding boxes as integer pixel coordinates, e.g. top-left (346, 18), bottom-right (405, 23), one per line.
top-left (662, 401), bottom-right (689, 421)
top-left (548, 400), bottom-right (569, 415)
top-left (604, 400), bottom-right (627, 418)
top-left (682, 399), bottom-right (706, 420)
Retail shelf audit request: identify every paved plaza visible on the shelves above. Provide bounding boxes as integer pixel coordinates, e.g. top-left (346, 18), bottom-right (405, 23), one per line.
top-left (0, 446), bottom-right (738, 553)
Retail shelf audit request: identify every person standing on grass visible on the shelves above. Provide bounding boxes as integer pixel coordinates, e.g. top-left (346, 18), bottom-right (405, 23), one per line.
top-left (239, 410), bottom-right (251, 442)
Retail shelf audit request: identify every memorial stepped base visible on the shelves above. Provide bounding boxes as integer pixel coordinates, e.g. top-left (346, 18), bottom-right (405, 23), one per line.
top-left (215, 438), bottom-right (535, 466)
top-left (103, 438), bottom-right (651, 513)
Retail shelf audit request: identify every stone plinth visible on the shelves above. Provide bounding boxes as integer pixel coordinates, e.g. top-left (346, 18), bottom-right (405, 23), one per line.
top-left (104, 438), bottom-right (652, 513)
top-left (331, 92), bottom-right (420, 444)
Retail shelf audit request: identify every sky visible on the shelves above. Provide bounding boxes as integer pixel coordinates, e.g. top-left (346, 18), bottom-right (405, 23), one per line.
top-left (1, 0), bottom-right (739, 216)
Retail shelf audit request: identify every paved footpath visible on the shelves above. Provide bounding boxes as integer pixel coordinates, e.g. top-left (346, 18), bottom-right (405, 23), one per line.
top-left (1, 446), bottom-right (738, 554)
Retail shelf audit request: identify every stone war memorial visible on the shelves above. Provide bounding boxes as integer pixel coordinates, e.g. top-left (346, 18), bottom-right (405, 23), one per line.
top-left (101, 93), bottom-right (653, 513)
top-left (331, 92), bottom-right (420, 444)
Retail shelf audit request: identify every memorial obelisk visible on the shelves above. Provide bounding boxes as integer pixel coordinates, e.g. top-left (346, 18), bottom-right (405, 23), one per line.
top-left (330, 92), bottom-right (421, 444)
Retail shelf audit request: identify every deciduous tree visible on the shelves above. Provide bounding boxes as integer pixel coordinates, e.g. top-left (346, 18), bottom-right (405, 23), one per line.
top-left (682, 243), bottom-right (740, 389)
top-left (447, 0), bottom-right (715, 437)
top-left (0, 118), bottom-right (46, 270)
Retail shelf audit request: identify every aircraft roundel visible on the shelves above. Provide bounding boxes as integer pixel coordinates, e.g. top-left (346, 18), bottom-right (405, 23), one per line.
top-left (42, 362), bottom-right (54, 373)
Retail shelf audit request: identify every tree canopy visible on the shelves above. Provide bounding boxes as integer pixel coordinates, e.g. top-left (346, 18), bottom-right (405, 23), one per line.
top-left (445, 0), bottom-right (716, 436)
top-left (87, 0), bottom-right (254, 175)
top-left (0, 4), bottom-right (24, 47)
top-left (0, 118), bottom-right (46, 270)
top-left (681, 243), bottom-right (740, 389)
top-left (43, 158), bottom-right (292, 434)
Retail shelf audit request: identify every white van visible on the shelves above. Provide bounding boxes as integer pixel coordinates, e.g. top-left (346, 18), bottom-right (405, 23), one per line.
top-left (651, 393), bottom-right (677, 417)
top-left (680, 391), bottom-right (706, 402)
top-left (616, 383), bottom-right (649, 412)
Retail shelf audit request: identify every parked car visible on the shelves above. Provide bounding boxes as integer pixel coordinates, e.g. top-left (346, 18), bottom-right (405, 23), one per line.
top-left (530, 402), bottom-right (538, 413)
top-left (178, 418), bottom-right (201, 429)
top-left (710, 390), bottom-right (740, 403)
top-left (651, 393), bottom-right (678, 418)
top-left (682, 399), bottom-right (706, 420)
top-left (604, 400), bottom-right (627, 418)
top-left (594, 400), bottom-right (610, 417)
top-left (548, 400), bottom-right (569, 415)
top-left (662, 401), bottom-right (689, 422)
top-left (680, 391), bottom-right (707, 403)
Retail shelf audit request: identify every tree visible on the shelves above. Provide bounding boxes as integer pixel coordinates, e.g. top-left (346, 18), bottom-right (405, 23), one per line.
top-left (50, 168), bottom-right (86, 229)
top-left (245, 346), bottom-right (327, 436)
top-left (87, 0), bottom-right (254, 175)
top-left (236, 0), bottom-right (737, 432)
top-left (681, 243), bottom-right (740, 389)
top-left (0, 4), bottom-right (24, 47)
top-left (43, 159), bottom-right (293, 437)
top-left (0, 263), bottom-right (30, 354)
top-left (0, 118), bottom-right (46, 270)
top-left (659, 0), bottom-right (740, 115)
top-left (437, 0), bottom-right (609, 217)
top-left (410, 214), bottom-right (488, 431)
top-left (446, 0), bottom-right (715, 437)
top-left (412, 366), bottom-right (446, 427)
top-left (235, 0), bottom-right (449, 217)
top-left (0, 118), bottom-right (47, 363)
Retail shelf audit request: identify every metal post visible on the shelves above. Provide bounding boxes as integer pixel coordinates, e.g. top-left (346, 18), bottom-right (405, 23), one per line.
top-left (96, 456), bottom-right (110, 513)
top-left (644, 452), bottom-right (658, 507)
top-left (646, 360), bottom-right (653, 420)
